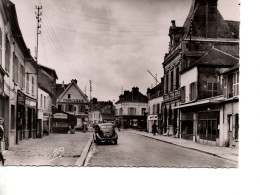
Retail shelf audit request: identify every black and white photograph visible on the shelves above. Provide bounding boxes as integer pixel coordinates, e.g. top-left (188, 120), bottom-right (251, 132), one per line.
top-left (0, 0), bottom-right (241, 168)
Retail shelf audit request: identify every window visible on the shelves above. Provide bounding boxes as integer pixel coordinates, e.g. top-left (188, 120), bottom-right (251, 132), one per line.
top-left (80, 105), bottom-right (85, 113)
top-left (26, 74), bottom-right (29, 93)
top-left (180, 86), bottom-right (186, 103)
top-left (157, 104), bottom-right (160, 114)
top-left (74, 106), bottom-right (77, 112)
top-left (176, 67), bottom-right (179, 89)
top-left (189, 82), bottom-right (197, 101)
top-left (128, 107), bottom-right (136, 115)
top-left (233, 72), bottom-right (239, 97)
top-left (5, 35), bottom-right (10, 72)
top-left (21, 65), bottom-right (25, 88)
top-left (207, 82), bottom-right (218, 97)
top-left (223, 77), bottom-right (227, 98)
top-left (165, 73), bottom-right (169, 93)
top-left (119, 108), bottom-right (123, 115)
top-left (153, 104), bottom-right (156, 114)
top-left (44, 96), bottom-right (46, 109)
top-left (40, 94), bottom-right (43, 108)
top-left (68, 105), bottom-right (73, 112)
top-left (13, 53), bottom-right (18, 82)
top-left (68, 94), bottom-right (71, 99)
top-left (58, 105), bottom-right (62, 111)
top-left (171, 70), bottom-right (174, 91)
top-left (11, 105), bottom-right (15, 129)
top-left (0, 28), bottom-right (2, 65)
top-left (142, 108), bottom-right (146, 115)
top-left (32, 77), bottom-right (35, 95)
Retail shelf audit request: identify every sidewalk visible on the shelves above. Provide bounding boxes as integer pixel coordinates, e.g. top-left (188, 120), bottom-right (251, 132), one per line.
top-left (127, 129), bottom-right (238, 163)
top-left (3, 131), bottom-right (92, 166)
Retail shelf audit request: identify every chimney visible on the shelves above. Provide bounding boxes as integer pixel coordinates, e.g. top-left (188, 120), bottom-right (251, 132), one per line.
top-left (62, 81), bottom-right (65, 88)
top-left (132, 87), bottom-right (139, 93)
top-left (71, 79), bottom-right (77, 84)
top-left (124, 90), bottom-right (130, 96)
top-left (92, 98), bottom-right (97, 104)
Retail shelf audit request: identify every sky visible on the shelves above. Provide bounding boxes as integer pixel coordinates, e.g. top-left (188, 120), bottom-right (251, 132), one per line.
top-left (11, 0), bottom-right (240, 101)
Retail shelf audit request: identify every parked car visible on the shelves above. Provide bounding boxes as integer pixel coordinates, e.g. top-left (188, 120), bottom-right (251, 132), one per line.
top-left (93, 123), bottom-right (118, 145)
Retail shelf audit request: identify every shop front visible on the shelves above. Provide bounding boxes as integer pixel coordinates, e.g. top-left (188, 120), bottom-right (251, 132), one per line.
top-left (52, 107), bottom-right (76, 133)
top-left (17, 91), bottom-right (37, 143)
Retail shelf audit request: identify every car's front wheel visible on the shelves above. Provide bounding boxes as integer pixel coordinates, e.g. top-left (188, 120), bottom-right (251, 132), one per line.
top-left (114, 139), bottom-right (118, 145)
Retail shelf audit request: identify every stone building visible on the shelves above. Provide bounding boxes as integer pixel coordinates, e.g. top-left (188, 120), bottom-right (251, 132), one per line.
top-left (162, 0), bottom-right (239, 147)
top-left (115, 87), bottom-right (148, 129)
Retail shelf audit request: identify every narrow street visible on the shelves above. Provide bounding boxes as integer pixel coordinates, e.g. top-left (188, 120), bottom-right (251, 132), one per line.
top-left (86, 130), bottom-right (237, 168)
top-left (4, 131), bottom-right (92, 166)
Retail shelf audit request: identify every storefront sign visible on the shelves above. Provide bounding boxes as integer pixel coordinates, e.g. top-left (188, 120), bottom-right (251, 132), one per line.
top-left (54, 113), bottom-right (68, 119)
top-left (63, 99), bottom-right (84, 103)
top-left (43, 113), bottom-right (49, 117)
top-left (25, 98), bottom-right (36, 107)
top-left (148, 115), bottom-right (158, 120)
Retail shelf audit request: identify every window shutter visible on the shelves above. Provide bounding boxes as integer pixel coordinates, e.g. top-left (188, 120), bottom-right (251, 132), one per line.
top-left (0, 28), bottom-right (2, 65)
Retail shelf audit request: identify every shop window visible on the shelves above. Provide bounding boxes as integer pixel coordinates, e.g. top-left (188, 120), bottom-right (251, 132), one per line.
top-left (11, 105), bottom-right (15, 129)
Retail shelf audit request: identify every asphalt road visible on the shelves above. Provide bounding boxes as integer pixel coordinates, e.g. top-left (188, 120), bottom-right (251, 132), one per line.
top-left (86, 131), bottom-right (237, 168)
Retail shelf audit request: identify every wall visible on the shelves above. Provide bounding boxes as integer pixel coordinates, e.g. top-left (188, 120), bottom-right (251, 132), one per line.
top-left (116, 102), bottom-right (147, 116)
top-left (180, 66), bottom-right (198, 103)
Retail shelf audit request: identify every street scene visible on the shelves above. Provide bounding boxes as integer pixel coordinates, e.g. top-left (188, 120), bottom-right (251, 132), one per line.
top-left (0, 0), bottom-right (240, 168)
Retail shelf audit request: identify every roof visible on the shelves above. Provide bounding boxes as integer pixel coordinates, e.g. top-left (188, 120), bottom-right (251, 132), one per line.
top-left (101, 113), bottom-right (115, 120)
top-left (57, 81), bottom-right (88, 102)
top-left (115, 88), bottom-right (148, 104)
top-left (147, 83), bottom-right (164, 100)
top-left (91, 101), bottom-right (112, 111)
top-left (4, 0), bottom-right (35, 61)
top-left (193, 47), bottom-right (239, 67)
top-left (183, 0), bottom-right (239, 39)
top-left (225, 20), bottom-right (240, 39)
top-left (56, 83), bottom-right (69, 98)
top-left (38, 64), bottom-right (58, 79)
top-left (221, 64), bottom-right (239, 75)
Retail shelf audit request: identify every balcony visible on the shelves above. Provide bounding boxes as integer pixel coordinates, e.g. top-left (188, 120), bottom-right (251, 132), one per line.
top-left (164, 89), bottom-right (180, 102)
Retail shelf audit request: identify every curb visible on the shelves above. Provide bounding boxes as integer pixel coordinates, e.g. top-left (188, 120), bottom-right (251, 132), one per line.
top-left (74, 136), bottom-right (93, 166)
top-left (135, 132), bottom-right (238, 163)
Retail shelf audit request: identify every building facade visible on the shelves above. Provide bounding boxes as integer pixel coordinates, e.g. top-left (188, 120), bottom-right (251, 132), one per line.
top-left (147, 82), bottom-right (163, 133)
top-left (37, 64), bottom-right (58, 137)
top-left (115, 87), bottom-right (148, 129)
top-left (89, 99), bottom-right (115, 125)
top-left (162, 0), bottom-right (239, 147)
top-left (56, 79), bottom-right (89, 130)
top-left (1, 0), bottom-right (38, 148)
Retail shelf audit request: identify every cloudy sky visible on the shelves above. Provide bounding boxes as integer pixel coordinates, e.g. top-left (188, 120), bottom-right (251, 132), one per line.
top-left (11, 0), bottom-right (240, 101)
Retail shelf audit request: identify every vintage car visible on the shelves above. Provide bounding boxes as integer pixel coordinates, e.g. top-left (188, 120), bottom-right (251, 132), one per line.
top-left (93, 123), bottom-right (118, 145)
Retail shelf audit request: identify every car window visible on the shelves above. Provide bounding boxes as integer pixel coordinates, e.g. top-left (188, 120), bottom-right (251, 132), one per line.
top-left (100, 125), bottom-right (113, 130)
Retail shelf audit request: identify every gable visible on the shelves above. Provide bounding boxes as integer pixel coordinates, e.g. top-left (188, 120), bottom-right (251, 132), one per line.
top-left (58, 84), bottom-right (87, 103)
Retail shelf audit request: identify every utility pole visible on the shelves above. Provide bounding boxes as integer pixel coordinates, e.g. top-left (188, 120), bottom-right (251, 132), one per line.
top-left (35, 5), bottom-right (42, 64)
top-left (35, 5), bottom-right (42, 138)
top-left (89, 80), bottom-right (92, 101)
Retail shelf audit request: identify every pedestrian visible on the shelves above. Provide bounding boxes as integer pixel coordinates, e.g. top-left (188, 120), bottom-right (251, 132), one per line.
top-left (152, 121), bottom-right (158, 136)
top-left (117, 120), bottom-right (121, 132)
top-left (0, 117), bottom-right (6, 165)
